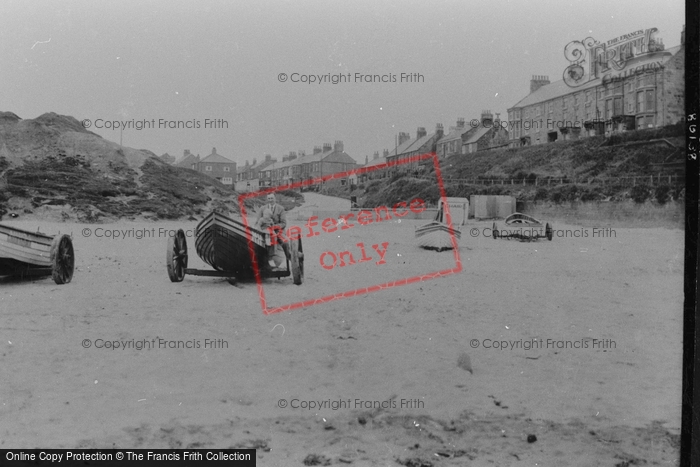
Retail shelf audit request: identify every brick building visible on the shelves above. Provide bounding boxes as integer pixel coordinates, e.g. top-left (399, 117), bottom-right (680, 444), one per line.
top-left (259, 141), bottom-right (359, 189)
top-left (174, 149), bottom-right (200, 169)
top-left (386, 124), bottom-right (444, 174)
top-left (437, 113), bottom-right (509, 157)
top-left (192, 147), bottom-right (236, 185)
top-left (235, 154), bottom-right (277, 192)
top-left (507, 26), bottom-right (685, 147)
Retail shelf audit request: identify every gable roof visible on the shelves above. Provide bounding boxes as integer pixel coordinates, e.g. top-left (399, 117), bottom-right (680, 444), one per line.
top-left (200, 152), bottom-right (234, 164)
top-left (463, 126), bottom-right (492, 144)
top-left (439, 125), bottom-right (471, 144)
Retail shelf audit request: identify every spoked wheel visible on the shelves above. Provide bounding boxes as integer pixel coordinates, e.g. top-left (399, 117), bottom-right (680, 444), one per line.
top-left (291, 237), bottom-right (304, 285)
top-left (545, 223), bottom-right (553, 241)
top-left (50, 234), bottom-right (75, 284)
top-left (492, 222), bottom-right (499, 239)
top-left (166, 229), bottom-right (188, 282)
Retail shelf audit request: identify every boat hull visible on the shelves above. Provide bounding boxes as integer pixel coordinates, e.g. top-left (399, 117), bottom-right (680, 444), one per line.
top-left (0, 224), bottom-right (53, 274)
top-left (415, 221), bottom-right (461, 250)
top-left (194, 212), bottom-right (269, 277)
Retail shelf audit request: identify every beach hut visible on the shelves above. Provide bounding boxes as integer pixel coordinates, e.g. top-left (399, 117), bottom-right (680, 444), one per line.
top-left (469, 195), bottom-right (515, 219)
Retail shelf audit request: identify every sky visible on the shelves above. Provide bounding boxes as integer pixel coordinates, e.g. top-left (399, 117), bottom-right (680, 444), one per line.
top-left (0, 0), bottom-right (686, 166)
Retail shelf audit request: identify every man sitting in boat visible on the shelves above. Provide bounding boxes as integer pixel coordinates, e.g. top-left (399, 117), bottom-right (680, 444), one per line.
top-left (255, 193), bottom-right (288, 270)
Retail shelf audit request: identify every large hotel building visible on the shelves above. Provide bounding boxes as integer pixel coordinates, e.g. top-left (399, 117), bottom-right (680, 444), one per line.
top-left (507, 26), bottom-right (685, 146)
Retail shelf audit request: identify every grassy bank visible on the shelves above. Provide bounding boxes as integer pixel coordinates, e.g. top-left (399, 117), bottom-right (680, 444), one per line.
top-left (520, 200), bottom-right (684, 228)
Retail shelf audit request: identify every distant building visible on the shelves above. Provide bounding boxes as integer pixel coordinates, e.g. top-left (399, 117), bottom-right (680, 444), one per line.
top-left (235, 154), bottom-right (277, 192)
top-left (358, 150), bottom-right (389, 183)
top-left (260, 141), bottom-right (359, 189)
top-left (507, 26), bottom-right (685, 147)
top-left (386, 124), bottom-right (444, 174)
top-left (192, 147), bottom-right (236, 185)
top-left (174, 150), bottom-right (200, 169)
top-left (437, 114), bottom-right (509, 157)
top-left (159, 153), bottom-right (176, 164)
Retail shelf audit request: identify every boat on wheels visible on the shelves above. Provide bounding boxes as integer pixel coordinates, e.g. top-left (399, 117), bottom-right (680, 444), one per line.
top-left (0, 223), bottom-right (75, 284)
top-left (166, 211), bottom-right (304, 285)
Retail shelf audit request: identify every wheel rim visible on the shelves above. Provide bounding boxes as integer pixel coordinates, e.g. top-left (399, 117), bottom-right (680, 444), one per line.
top-left (172, 231), bottom-right (188, 279)
top-left (56, 236), bottom-right (74, 283)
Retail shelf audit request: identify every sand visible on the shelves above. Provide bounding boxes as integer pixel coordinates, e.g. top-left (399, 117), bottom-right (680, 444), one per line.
top-left (0, 194), bottom-right (683, 465)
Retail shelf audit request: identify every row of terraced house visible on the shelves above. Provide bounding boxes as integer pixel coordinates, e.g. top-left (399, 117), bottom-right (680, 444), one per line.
top-left (232, 110), bottom-right (510, 192)
top-left (234, 141), bottom-right (359, 192)
top-left (173, 25), bottom-right (684, 190)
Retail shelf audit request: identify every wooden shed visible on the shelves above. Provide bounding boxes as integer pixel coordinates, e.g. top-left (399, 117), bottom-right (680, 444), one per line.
top-left (469, 195), bottom-right (515, 219)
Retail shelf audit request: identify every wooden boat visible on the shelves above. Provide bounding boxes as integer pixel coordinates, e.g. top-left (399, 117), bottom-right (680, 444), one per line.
top-left (504, 212), bottom-right (543, 225)
top-left (492, 212), bottom-right (553, 241)
top-left (415, 203), bottom-right (461, 251)
top-left (0, 223), bottom-right (74, 284)
top-left (166, 211), bottom-right (303, 284)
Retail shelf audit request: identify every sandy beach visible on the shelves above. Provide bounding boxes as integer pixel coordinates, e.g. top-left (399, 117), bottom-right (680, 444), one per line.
top-left (0, 193), bottom-right (683, 465)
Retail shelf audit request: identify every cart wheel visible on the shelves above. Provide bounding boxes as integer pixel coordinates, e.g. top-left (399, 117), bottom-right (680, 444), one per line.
top-left (291, 237), bottom-right (303, 285)
top-left (545, 223), bottom-right (553, 241)
top-left (50, 234), bottom-right (74, 284)
top-left (492, 222), bottom-right (498, 239)
top-left (166, 229), bottom-right (188, 282)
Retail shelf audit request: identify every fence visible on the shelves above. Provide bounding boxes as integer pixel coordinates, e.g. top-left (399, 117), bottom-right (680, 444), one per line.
top-left (422, 173), bottom-right (683, 187)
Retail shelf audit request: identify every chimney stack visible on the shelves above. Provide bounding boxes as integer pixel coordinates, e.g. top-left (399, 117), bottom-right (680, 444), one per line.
top-left (398, 132), bottom-right (410, 146)
top-left (417, 127), bottom-right (427, 139)
top-left (530, 75), bottom-right (550, 94)
top-left (265, 154), bottom-right (272, 161)
top-left (435, 123), bottom-right (444, 138)
top-left (283, 156), bottom-right (289, 162)
top-left (323, 143), bottom-right (332, 152)
top-left (373, 151), bottom-right (379, 160)
top-left (252, 158), bottom-right (257, 166)
top-left (365, 155), bottom-right (369, 165)
top-left (184, 149), bottom-right (191, 158)
top-left (334, 140), bottom-right (344, 152)
top-left (383, 149), bottom-right (389, 157)
top-left (212, 147), bottom-right (217, 155)
top-left (313, 146), bottom-right (322, 154)
top-left (456, 118), bottom-right (465, 128)
top-left (481, 110), bottom-right (493, 127)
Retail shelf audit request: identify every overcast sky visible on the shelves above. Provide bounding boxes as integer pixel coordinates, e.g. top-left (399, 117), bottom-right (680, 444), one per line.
top-left (0, 0), bottom-right (686, 166)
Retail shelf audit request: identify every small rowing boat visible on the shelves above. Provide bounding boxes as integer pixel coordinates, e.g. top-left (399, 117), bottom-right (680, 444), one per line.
top-left (415, 201), bottom-right (462, 251)
top-left (0, 223), bottom-right (74, 284)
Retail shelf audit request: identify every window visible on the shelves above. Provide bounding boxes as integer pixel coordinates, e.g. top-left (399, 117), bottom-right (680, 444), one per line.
top-left (205, 165), bottom-right (212, 171)
top-left (628, 101), bottom-right (634, 113)
top-left (636, 92), bottom-right (644, 113)
top-left (562, 98), bottom-right (567, 109)
top-left (605, 99), bottom-right (613, 119)
top-left (341, 179), bottom-right (347, 186)
top-left (223, 166), bottom-right (230, 172)
top-left (586, 90), bottom-right (591, 102)
top-left (646, 90), bottom-right (654, 112)
top-left (614, 97), bottom-right (622, 116)
top-left (574, 94), bottom-right (579, 106)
